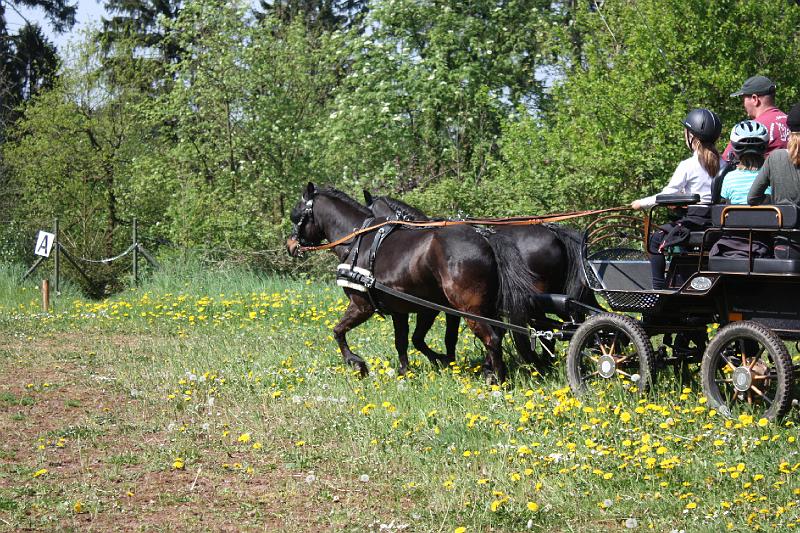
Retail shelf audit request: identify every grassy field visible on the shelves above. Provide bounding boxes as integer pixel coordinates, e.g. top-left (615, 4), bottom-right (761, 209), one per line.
top-left (0, 262), bottom-right (798, 532)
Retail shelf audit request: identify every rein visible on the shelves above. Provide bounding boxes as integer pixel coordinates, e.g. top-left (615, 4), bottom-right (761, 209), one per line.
top-left (298, 206), bottom-right (631, 253)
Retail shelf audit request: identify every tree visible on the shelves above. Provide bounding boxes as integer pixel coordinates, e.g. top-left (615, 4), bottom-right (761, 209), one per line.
top-left (0, 0), bottom-right (76, 111)
top-left (140, 0), bottom-right (343, 259)
top-left (497, 0), bottom-right (800, 214)
top-left (255, 0), bottom-right (367, 32)
top-left (3, 37), bottom-right (156, 291)
top-left (99, 0), bottom-right (183, 63)
top-left (316, 0), bottom-right (555, 207)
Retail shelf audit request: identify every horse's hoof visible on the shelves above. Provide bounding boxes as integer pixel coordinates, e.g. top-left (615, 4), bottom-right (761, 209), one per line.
top-left (398, 365), bottom-right (407, 376)
top-left (358, 363), bottom-right (369, 378)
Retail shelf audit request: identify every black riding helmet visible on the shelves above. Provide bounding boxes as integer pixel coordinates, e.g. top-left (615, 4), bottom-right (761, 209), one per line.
top-left (682, 108), bottom-right (722, 143)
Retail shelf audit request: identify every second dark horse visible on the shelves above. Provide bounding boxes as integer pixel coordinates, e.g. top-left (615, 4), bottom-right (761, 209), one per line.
top-left (364, 191), bottom-right (599, 371)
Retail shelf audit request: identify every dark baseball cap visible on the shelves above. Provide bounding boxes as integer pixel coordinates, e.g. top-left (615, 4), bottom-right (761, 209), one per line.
top-left (730, 75), bottom-right (776, 97)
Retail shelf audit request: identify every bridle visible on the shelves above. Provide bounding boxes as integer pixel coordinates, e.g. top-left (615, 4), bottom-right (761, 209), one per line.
top-left (291, 198), bottom-right (315, 247)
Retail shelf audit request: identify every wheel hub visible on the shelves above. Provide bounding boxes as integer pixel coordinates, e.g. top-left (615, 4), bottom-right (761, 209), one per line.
top-left (598, 355), bottom-right (617, 379)
top-left (732, 366), bottom-right (753, 392)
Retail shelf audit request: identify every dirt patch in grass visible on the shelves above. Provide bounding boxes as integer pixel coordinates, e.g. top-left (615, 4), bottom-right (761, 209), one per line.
top-left (0, 333), bottom-right (405, 531)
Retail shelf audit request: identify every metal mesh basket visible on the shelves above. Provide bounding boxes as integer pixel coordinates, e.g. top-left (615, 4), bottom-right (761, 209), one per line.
top-left (601, 290), bottom-right (661, 312)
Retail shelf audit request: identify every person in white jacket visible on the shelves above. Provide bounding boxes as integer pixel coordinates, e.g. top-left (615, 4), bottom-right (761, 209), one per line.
top-left (632, 108), bottom-right (722, 289)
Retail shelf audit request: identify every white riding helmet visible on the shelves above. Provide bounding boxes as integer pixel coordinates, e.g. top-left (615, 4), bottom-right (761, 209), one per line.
top-left (730, 120), bottom-right (768, 157)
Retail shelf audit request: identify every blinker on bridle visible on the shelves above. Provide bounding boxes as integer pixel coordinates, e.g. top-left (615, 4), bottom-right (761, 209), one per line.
top-left (291, 198), bottom-right (315, 246)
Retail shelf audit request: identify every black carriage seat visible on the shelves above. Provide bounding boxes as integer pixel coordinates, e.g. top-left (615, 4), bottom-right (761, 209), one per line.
top-left (587, 260), bottom-right (653, 291)
top-left (708, 204), bottom-right (800, 274)
top-left (653, 195), bottom-right (713, 249)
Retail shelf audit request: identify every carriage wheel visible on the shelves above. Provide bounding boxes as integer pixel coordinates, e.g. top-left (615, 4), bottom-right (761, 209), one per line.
top-left (567, 313), bottom-right (655, 398)
top-left (701, 321), bottom-right (794, 421)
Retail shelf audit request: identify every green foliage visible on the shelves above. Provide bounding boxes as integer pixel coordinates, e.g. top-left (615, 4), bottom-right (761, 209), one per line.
top-left (498, 0), bottom-right (800, 212)
top-left (147, 0), bottom-right (342, 257)
top-left (318, 0), bottom-right (554, 193)
top-left (5, 0), bottom-right (800, 293)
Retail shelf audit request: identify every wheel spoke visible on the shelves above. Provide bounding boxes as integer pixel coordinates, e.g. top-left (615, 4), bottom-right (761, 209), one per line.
top-left (749, 384), bottom-right (773, 405)
top-left (737, 339), bottom-right (747, 368)
top-left (752, 373), bottom-right (777, 382)
top-left (609, 331), bottom-right (619, 356)
top-left (715, 378), bottom-right (734, 384)
top-left (720, 352), bottom-right (738, 372)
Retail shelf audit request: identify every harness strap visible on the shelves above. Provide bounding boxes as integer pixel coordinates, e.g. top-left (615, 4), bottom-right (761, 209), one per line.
top-left (300, 206), bottom-right (628, 253)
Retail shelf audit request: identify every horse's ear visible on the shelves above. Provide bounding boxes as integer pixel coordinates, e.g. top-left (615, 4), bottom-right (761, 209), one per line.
top-left (304, 182), bottom-right (316, 199)
top-left (363, 190), bottom-right (373, 205)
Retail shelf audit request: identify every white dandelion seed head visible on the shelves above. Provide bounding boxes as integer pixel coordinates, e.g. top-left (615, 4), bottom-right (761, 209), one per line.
top-left (359, 474), bottom-right (370, 483)
top-left (625, 517), bottom-right (638, 529)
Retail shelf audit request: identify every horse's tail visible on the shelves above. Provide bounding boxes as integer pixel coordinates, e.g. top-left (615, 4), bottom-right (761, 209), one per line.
top-left (545, 223), bottom-right (599, 308)
top-left (485, 232), bottom-right (541, 321)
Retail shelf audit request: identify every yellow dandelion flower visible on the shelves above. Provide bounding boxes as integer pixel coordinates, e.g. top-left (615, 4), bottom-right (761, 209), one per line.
top-left (455, 528), bottom-right (467, 533)
top-left (527, 501), bottom-right (540, 512)
top-left (73, 501), bottom-right (83, 514)
top-left (238, 433), bottom-right (251, 443)
top-left (295, 440), bottom-right (305, 447)
top-left (253, 442), bottom-right (263, 450)
top-left (490, 499), bottom-right (504, 512)
top-left (685, 502), bottom-right (697, 510)
top-left (173, 458), bottom-right (185, 469)
top-left (757, 418), bottom-right (769, 427)
top-left (32, 468), bottom-right (47, 478)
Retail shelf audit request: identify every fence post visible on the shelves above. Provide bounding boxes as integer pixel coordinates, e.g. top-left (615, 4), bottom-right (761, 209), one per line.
top-left (132, 218), bottom-right (139, 285)
top-left (42, 279), bottom-right (49, 312)
top-left (54, 218), bottom-right (60, 293)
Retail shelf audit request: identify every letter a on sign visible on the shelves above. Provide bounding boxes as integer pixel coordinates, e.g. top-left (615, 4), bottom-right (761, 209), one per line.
top-left (35, 231), bottom-right (55, 257)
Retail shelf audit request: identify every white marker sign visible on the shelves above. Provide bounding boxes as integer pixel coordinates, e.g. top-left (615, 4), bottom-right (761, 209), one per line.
top-left (34, 231), bottom-right (55, 257)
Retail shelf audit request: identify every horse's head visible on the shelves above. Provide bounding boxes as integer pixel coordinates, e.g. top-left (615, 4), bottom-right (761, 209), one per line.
top-left (287, 182), bottom-right (324, 256)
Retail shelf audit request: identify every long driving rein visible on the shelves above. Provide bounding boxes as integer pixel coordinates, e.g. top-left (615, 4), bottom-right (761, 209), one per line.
top-left (294, 204), bottom-right (630, 253)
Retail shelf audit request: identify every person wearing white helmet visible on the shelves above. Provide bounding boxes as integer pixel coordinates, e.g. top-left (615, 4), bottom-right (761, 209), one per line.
top-left (719, 120), bottom-right (770, 205)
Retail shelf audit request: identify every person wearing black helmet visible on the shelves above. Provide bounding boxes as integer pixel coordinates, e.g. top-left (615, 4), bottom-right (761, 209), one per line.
top-left (631, 108), bottom-right (721, 210)
top-left (722, 75), bottom-right (788, 162)
top-left (632, 108), bottom-right (722, 289)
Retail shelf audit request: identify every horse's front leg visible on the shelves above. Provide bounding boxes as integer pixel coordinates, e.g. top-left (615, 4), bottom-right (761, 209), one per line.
top-left (391, 313), bottom-right (410, 375)
top-left (333, 294), bottom-right (375, 377)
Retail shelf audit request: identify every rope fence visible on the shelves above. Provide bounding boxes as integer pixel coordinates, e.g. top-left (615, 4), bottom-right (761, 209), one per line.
top-left (22, 218), bottom-right (160, 293)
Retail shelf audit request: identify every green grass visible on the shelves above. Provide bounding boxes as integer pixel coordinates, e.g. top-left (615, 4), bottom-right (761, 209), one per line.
top-left (0, 263), bottom-right (798, 531)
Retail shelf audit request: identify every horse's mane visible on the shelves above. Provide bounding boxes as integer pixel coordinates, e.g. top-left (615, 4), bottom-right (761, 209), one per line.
top-left (318, 187), bottom-right (372, 216)
top-left (377, 195), bottom-right (430, 220)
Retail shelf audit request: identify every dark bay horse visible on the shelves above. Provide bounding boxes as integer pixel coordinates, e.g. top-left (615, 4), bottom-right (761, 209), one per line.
top-left (287, 183), bottom-right (540, 382)
top-left (363, 190), bottom-right (598, 370)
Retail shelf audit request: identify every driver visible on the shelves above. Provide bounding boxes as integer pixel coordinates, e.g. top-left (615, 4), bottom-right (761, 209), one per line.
top-left (632, 108), bottom-right (722, 289)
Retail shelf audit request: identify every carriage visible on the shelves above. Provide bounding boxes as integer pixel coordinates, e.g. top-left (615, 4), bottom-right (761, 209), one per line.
top-left (568, 194), bottom-right (800, 420)
top-left (288, 185), bottom-right (800, 421)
